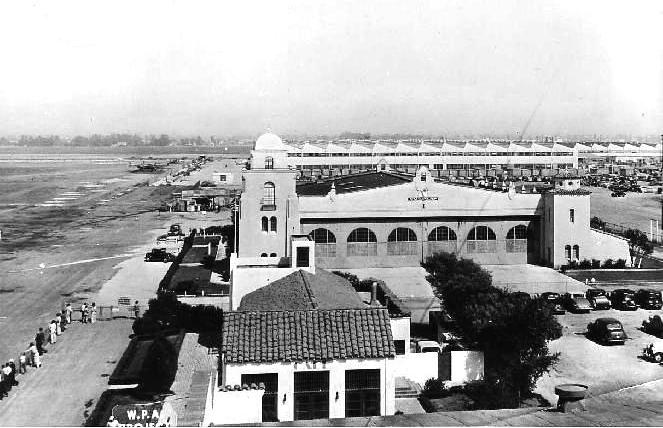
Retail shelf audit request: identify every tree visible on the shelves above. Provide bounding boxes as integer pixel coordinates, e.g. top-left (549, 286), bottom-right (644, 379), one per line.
top-left (590, 216), bottom-right (605, 230)
top-left (624, 228), bottom-right (653, 268)
top-left (422, 252), bottom-right (562, 408)
top-left (140, 334), bottom-right (179, 393)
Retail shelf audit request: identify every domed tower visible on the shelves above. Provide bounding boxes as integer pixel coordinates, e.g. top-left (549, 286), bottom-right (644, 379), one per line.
top-left (238, 132), bottom-right (300, 258)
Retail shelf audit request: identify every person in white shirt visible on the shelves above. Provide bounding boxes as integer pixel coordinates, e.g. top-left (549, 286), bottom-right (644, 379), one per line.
top-left (48, 320), bottom-right (57, 344)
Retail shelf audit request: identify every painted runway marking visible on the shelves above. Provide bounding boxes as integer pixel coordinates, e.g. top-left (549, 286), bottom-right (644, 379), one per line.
top-left (7, 253), bottom-right (134, 273)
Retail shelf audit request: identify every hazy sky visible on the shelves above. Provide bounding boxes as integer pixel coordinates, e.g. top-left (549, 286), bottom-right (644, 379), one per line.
top-left (0, 0), bottom-right (661, 137)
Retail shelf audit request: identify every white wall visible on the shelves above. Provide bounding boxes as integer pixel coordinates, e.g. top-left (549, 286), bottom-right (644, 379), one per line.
top-left (389, 317), bottom-right (411, 354)
top-left (448, 351), bottom-right (484, 385)
top-left (224, 357), bottom-right (395, 422)
top-left (392, 352), bottom-right (439, 386)
top-left (210, 389), bottom-right (264, 425)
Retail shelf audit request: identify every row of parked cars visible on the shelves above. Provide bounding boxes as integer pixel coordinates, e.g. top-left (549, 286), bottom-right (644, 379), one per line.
top-left (541, 288), bottom-right (663, 314)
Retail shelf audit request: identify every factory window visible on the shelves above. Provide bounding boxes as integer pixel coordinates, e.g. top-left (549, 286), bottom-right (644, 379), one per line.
top-left (573, 245), bottom-right (580, 260)
top-left (270, 216), bottom-right (277, 233)
top-left (569, 209), bottom-right (575, 223)
top-left (347, 227), bottom-right (377, 257)
top-left (428, 226), bottom-right (457, 241)
top-left (310, 228), bottom-right (336, 258)
top-left (466, 226), bottom-right (496, 253)
top-left (261, 216), bottom-right (268, 232)
top-left (265, 156), bottom-right (274, 169)
top-left (387, 228), bottom-right (417, 255)
top-left (565, 245), bottom-right (572, 260)
top-left (506, 225), bottom-right (528, 253)
top-left (261, 182), bottom-right (276, 210)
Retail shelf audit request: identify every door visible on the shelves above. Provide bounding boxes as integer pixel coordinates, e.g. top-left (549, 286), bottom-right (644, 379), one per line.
top-left (345, 369), bottom-right (381, 417)
top-left (241, 373), bottom-right (279, 422)
top-left (294, 371), bottom-right (329, 420)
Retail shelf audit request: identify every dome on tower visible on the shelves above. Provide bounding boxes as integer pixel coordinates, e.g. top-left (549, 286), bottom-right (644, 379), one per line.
top-left (254, 132), bottom-right (286, 151)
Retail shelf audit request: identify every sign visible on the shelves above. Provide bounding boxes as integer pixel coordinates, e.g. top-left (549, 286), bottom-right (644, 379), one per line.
top-left (108, 402), bottom-right (176, 427)
top-left (407, 196), bottom-right (439, 201)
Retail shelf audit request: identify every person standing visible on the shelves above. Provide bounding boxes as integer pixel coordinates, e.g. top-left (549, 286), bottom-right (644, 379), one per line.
top-left (2, 364), bottom-right (12, 392)
top-left (35, 328), bottom-right (47, 355)
top-left (18, 353), bottom-right (27, 374)
top-left (133, 301), bottom-right (141, 319)
top-left (90, 302), bottom-right (97, 324)
top-left (48, 320), bottom-right (57, 344)
top-left (8, 360), bottom-right (17, 387)
top-left (64, 303), bottom-right (73, 324)
top-left (81, 302), bottom-right (88, 324)
top-left (55, 313), bottom-right (62, 335)
top-left (29, 343), bottom-right (41, 368)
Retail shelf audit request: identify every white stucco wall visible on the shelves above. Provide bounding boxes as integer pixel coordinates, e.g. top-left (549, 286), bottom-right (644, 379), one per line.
top-left (223, 357), bottom-right (395, 422)
top-left (588, 230), bottom-right (631, 264)
top-left (392, 352), bottom-right (439, 385)
top-left (210, 388), bottom-right (264, 425)
top-left (389, 317), bottom-right (411, 354)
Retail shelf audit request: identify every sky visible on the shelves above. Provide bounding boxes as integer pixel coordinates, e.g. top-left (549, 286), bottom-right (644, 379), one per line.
top-left (0, 0), bottom-right (661, 137)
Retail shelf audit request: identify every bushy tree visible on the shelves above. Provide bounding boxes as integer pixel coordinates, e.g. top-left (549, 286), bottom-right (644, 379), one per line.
top-left (590, 216), bottom-right (606, 230)
top-left (422, 252), bottom-right (562, 408)
top-left (624, 228), bottom-right (653, 268)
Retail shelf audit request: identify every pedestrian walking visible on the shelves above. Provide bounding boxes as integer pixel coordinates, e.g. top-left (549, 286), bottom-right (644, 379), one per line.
top-left (55, 313), bottom-right (62, 335)
top-left (64, 302), bottom-right (73, 324)
top-left (35, 328), bottom-right (47, 354)
top-left (81, 302), bottom-right (88, 324)
top-left (90, 302), bottom-right (97, 323)
top-left (19, 353), bottom-right (27, 374)
top-left (48, 319), bottom-right (57, 344)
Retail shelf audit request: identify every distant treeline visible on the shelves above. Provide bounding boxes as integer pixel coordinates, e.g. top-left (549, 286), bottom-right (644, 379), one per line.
top-left (0, 134), bottom-right (232, 147)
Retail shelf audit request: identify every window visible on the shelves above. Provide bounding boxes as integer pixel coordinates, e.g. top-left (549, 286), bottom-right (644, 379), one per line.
top-left (565, 245), bottom-right (572, 260)
top-left (261, 216), bottom-right (268, 232)
top-left (270, 216), bottom-right (277, 233)
top-left (260, 253), bottom-right (268, 257)
top-left (294, 371), bottom-right (329, 420)
top-left (428, 226), bottom-right (457, 241)
top-left (467, 226), bottom-right (496, 241)
top-left (506, 225), bottom-right (528, 253)
top-left (394, 340), bottom-right (406, 355)
top-left (420, 172), bottom-right (426, 181)
top-left (345, 369), bottom-right (380, 418)
top-left (261, 182), bottom-right (276, 210)
top-left (270, 252), bottom-right (277, 257)
top-left (265, 156), bottom-right (274, 169)
top-left (569, 209), bottom-right (575, 223)
top-left (347, 228), bottom-right (377, 257)
top-left (388, 228), bottom-right (417, 242)
top-left (218, 174), bottom-right (227, 182)
top-left (309, 228), bottom-right (336, 258)
top-left (241, 373), bottom-right (278, 422)
top-left (387, 227), bottom-right (417, 255)
top-left (573, 244), bottom-right (580, 260)
top-left (296, 247), bottom-right (310, 267)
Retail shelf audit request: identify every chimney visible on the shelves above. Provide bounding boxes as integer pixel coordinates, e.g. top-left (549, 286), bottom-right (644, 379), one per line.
top-left (370, 282), bottom-right (378, 306)
top-left (208, 242), bottom-right (212, 256)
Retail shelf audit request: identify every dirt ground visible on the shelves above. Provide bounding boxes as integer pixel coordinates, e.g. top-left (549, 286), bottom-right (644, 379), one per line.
top-left (589, 186), bottom-right (662, 233)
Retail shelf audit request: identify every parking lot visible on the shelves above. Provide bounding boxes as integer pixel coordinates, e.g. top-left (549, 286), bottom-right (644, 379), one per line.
top-left (535, 304), bottom-right (663, 405)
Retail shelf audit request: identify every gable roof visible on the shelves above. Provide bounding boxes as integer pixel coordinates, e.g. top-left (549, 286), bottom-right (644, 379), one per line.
top-left (296, 172), bottom-right (411, 196)
top-left (239, 269), bottom-right (366, 311)
top-left (222, 308), bottom-right (395, 363)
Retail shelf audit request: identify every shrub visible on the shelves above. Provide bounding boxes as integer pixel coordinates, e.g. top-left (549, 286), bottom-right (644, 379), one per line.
top-left (602, 259), bottom-right (614, 269)
top-left (578, 259), bottom-right (592, 269)
top-left (140, 334), bottom-right (179, 393)
top-left (422, 378), bottom-right (448, 399)
top-left (568, 260), bottom-right (578, 270)
top-left (591, 259), bottom-right (601, 269)
top-left (331, 271), bottom-right (359, 287)
top-left (614, 258), bottom-right (627, 268)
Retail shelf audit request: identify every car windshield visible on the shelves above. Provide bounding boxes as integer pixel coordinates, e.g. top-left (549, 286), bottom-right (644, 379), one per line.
top-left (645, 292), bottom-right (661, 299)
top-left (606, 323), bottom-right (622, 331)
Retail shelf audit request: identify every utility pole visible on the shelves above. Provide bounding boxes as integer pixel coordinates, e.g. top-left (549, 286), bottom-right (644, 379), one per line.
top-left (660, 134), bottom-right (663, 233)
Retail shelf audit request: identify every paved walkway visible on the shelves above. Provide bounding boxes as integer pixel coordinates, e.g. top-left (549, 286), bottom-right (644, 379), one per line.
top-left (0, 319), bottom-right (133, 427)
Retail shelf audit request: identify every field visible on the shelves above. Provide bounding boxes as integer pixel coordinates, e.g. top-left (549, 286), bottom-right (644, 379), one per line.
top-left (589, 186), bottom-right (662, 233)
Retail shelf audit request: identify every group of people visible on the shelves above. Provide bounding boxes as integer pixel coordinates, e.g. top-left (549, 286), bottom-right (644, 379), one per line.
top-left (0, 301), bottom-right (99, 400)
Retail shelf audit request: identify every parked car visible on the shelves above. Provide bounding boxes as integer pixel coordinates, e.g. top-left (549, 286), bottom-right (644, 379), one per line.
top-left (416, 340), bottom-right (442, 353)
top-left (634, 289), bottom-right (663, 310)
top-left (144, 248), bottom-right (176, 262)
top-left (563, 292), bottom-right (592, 313)
top-left (642, 315), bottom-right (663, 338)
top-left (168, 224), bottom-right (184, 236)
top-left (586, 288), bottom-right (611, 310)
top-left (541, 292), bottom-right (566, 315)
top-left (587, 318), bottom-right (627, 345)
top-left (642, 339), bottom-right (663, 363)
top-left (609, 289), bottom-right (638, 311)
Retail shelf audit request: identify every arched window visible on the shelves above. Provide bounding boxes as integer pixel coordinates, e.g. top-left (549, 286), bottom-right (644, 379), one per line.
top-left (309, 228), bottom-right (336, 243)
top-left (270, 216), bottom-right (277, 233)
top-left (270, 252), bottom-right (277, 257)
top-left (260, 253), bottom-right (268, 257)
top-left (388, 228), bottom-right (417, 242)
top-left (261, 216), bottom-right (268, 232)
top-left (428, 226), bottom-right (457, 241)
top-left (347, 227), bottom-right (377, 257)
top-left (466, 226), bottom-right (497, 254)
top-left (261, 182), bottom-right (275, 209)
top-left (506, 224), bottom-right (528, 253)
top-left (388, 228), bottom-right (417, 255)
top-left (565, 245), bottom-right (572, 260)
top-left (348, 228), bottom-right (377, 243)
top-left (310, 228), bottom-right (336, 258)
top-left (467, 226), bottom-right (496, 241)
top-left (572, 245), bottom-right (580, 260)
top-left (265, 156), bottom-right (274, 169)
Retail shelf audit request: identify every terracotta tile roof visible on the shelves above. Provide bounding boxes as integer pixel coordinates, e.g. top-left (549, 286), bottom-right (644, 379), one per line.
top-left (238, 269), bottom-right (366, 311)
top-left (222, 308), bottom-right (395, 363)
top-left (296, 172), bottom-right (411, 196)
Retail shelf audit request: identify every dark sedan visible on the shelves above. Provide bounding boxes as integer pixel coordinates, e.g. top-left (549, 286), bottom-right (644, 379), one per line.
top-left (586, 288), bottom-right (611, 310)
top-left (541, 292), bottom-right (566, 315)
top-left (587, 318), bottom-right (627, 345)
top-left (635, 289), bottom-right (662, 310)
top-left (609, 289), bottom-right (638, 311)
